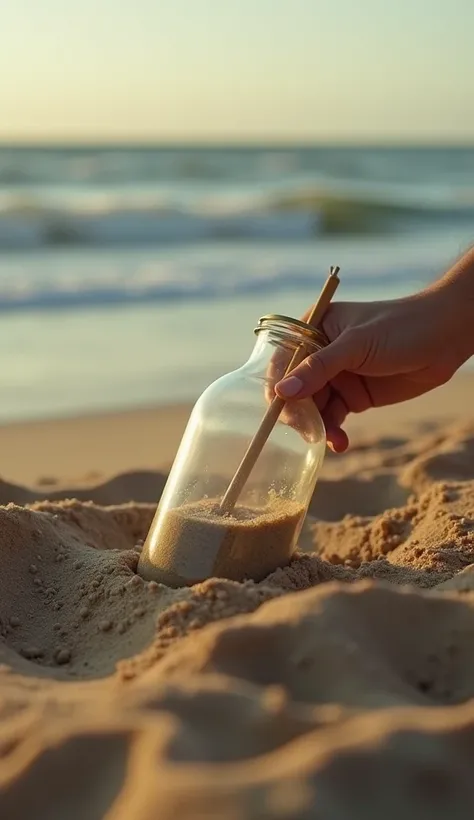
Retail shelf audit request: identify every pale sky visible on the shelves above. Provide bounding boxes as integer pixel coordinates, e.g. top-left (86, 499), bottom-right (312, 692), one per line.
top-left (1, 0), bottom-right (473, 143)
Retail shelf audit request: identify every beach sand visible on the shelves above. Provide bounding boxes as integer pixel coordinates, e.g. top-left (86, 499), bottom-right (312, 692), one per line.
top-left (1, 372), bottom-right (474, 818)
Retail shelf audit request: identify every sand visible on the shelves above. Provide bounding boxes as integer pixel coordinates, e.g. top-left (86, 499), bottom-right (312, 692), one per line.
top-left (139, 498), bottom-right (306, 586)
top-left (1, 372), bottom-right (474, 818)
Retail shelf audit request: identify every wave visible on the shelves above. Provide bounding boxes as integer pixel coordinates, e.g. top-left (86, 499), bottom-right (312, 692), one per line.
top-left (0, 207), bottom-right (321, 249)
top-left (0, 258), bottom-right (439, 314)
top-left (269, 188), bottom-right (474, 233)
top-left (0, 185), bottom-right (473, 249)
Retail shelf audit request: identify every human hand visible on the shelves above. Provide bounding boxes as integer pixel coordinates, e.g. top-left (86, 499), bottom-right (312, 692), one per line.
top-left (275, 259), bottom-right (474, 452)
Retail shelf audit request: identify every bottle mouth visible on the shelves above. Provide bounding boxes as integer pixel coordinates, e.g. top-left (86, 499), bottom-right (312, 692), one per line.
top-left (255, 313), bottom-right (329, 350)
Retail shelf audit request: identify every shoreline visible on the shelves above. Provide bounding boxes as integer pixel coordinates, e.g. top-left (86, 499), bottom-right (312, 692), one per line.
top-left (1, 371), bottom-right (473, 490)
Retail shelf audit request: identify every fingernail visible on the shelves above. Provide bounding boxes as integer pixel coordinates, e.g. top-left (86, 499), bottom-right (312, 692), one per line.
top-left (277, 376), bottom-right (303, 398)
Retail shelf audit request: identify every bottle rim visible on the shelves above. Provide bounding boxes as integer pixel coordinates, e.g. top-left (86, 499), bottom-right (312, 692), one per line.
top-left (255, 313), bottom-right (329, 350)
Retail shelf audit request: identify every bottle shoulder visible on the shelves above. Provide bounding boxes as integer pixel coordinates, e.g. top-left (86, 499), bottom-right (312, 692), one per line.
top-left (197, 364), bottom-right (254, 398)
top-left (193, 366), bottom-right (325, 444)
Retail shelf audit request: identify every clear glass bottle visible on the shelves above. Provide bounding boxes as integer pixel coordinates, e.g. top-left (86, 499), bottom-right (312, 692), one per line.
top-left (138, 315), bottom-right (327, 587)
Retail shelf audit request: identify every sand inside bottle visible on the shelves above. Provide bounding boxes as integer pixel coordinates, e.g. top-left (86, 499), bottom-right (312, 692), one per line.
top-left (141, 497), bottom-right (305, 587)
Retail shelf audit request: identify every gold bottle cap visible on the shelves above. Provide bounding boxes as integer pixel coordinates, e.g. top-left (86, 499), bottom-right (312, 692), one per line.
top-left (255, 313), bottom-right (329, 349)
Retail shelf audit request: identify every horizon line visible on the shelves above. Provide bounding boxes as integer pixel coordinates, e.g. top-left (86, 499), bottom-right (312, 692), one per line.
top-left (1, 136), bottom-right (474, 149)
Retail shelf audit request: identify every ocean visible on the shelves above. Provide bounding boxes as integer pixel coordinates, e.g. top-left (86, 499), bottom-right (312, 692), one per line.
top-left (0, 144), bottom-right (473, 424)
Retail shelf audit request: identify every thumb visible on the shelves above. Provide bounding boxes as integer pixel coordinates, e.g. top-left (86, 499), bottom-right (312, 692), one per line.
top-left (275, 330), bottom-right (360, 399)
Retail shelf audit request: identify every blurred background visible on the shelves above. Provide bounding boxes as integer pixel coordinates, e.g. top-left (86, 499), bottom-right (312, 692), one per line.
top-left (0, 0), bottom-right (473, 424)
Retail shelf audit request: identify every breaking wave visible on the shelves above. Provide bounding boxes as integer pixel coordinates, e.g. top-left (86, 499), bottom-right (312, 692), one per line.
top-left (0, 185), bottom-right (472, 250)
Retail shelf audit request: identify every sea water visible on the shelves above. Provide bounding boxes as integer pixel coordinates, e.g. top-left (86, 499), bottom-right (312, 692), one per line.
top-left (0, 144), bottom-right (472, 423)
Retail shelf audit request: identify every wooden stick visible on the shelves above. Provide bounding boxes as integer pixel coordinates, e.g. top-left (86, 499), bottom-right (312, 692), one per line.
top-left (219, 265), bottom-right (340, 514)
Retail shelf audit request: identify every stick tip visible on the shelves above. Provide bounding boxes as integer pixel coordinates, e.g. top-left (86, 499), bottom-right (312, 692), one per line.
top-left (330, 265), bottom-right (341, 277)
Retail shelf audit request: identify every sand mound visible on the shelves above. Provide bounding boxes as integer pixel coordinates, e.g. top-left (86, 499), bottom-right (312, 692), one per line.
top-left (1, 421), bottom-right (474, 818)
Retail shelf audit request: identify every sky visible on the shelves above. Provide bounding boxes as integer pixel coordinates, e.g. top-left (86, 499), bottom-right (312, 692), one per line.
top-left (1, 0), bottom-right (473, 143)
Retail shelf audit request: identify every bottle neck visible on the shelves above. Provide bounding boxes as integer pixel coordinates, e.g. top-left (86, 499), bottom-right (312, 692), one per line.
top-left (244, 329), bottom-right (319, 380)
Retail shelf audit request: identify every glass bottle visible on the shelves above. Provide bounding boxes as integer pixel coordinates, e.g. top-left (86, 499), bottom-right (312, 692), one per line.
top-left (138, 314), bottom-right (327, 587)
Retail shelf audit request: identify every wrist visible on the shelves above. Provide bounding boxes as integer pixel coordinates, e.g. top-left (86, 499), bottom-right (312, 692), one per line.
top-left (440, 246), bottom-right (474, 299)
top-left (429, 248), bottom-right (474, 365)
